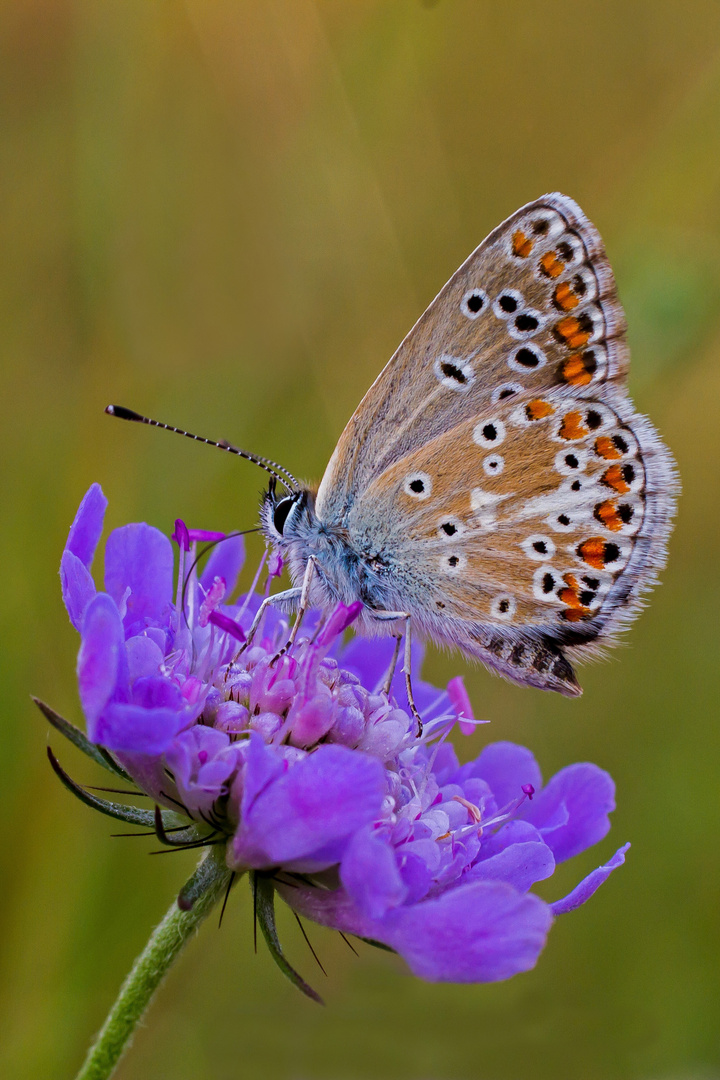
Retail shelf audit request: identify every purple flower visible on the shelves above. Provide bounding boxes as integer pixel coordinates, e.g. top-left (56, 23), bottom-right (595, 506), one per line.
top-left (55, 484), bottom-right (629, 988)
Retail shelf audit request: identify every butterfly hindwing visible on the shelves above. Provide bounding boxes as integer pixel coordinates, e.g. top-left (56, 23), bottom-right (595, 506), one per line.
top-left (343, 383), bottom-right (676, 694)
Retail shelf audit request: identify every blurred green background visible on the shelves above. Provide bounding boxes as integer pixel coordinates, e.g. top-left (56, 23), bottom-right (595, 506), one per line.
top-left (1, 2), bottom-right (719, 1078)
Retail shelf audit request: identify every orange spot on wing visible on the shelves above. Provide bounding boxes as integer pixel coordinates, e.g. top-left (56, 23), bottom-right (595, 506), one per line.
top-left (595, 435), bottom-right (622, 460)
top-left (512, 229), bottom-right (533, 258)
top-left (559, 573), bottom-right (591, 618)
top-left (539, 250), bottom-right (564, 278)
top-left (601, 464), bottom-right (630, 494)
top-left (594, 500), bottom-right (623, 531)
top-left (525, 399), bottom-right (555, 420)
top-left (577, 537), bottom-right (608, 569)
top-left (553, 281), bottom-right (580, 312)
top-left (561, 607), bottom-right (590, 622)
top-left (554, 315), bottom-right (591, 349)
top-left (559, 411), bottom-right (589, 440)
top-left (561, 351), bottom-right (595, 386)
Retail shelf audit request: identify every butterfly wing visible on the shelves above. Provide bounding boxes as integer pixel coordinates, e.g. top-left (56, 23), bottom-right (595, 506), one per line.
top-left (316, 193), bottom-right (629, 524)
top-left (342, 385), bottom-right (676, 694)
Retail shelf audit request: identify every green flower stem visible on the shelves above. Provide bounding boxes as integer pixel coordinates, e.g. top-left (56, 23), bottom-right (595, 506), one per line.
top-left (75, 847), bottom-right (233, 1080)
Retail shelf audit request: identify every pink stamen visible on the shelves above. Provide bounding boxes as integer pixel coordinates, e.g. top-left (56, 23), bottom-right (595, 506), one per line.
top-left (198, 576), bottom-right (226, 627)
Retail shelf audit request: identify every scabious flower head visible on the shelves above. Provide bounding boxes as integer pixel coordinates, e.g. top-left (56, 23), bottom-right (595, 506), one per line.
top-left (57, 483), bottom-right (629, 985)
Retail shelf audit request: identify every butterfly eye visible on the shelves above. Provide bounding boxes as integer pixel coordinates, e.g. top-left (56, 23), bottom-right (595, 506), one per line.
top-left (272, 496), bottom-right (296, 535)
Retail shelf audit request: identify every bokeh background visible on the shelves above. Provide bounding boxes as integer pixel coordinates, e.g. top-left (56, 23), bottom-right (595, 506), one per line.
top-left (2, 2), bottom-right (719, 1078)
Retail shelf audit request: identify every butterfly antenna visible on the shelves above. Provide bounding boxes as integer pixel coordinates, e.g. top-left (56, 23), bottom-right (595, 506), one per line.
top-left (105, 405), bottom-right (299, 492)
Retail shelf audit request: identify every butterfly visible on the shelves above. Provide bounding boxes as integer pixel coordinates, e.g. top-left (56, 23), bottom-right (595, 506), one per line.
top-left (109, 194), bottom-right (678, 711)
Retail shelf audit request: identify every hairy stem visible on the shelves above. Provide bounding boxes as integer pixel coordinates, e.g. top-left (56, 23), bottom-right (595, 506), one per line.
top-left (74, 847), bottom-right (233, 1080)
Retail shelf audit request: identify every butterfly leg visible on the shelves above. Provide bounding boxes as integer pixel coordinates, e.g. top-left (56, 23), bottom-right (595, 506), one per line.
top-left (236, 586), bottom-right (302, 656)
top-left (270, 556), bottom-right (318, 665)
top-left (371, 611), bottom-right (422, 737)
top-left (380, 633), bottom-right (403, 696)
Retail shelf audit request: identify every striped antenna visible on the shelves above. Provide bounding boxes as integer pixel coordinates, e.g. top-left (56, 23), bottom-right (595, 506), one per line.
top-left (105, 405), bottom-right (299, 493)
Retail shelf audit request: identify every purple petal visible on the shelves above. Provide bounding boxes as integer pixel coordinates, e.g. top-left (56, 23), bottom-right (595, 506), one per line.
top-left (551, 843), bottom-right (630, 914)
top-left (397, 852), bottom-right (434, 903)
top-left (125, 635), bottom-right (164, 683)
top-left (477, 819), bottom-right (544, 859)
top-left (65, 483), bottom-right (107, 568)
top-left (239, 733), bottom-right (286, 818)
top-left (338, 636), bottom-right (397, 691)
top-left (95, 701), bottom-right (185, 755)
top-left (200, 534), bottom-right (245, 595)
top-left (61, 550), bottom-right (97, 631)
top-left (104, 523), bottom-right (173, 632)
top-left (233, 744), bottom-right (386, 867)
top-left (432, 742), bottom-right (460, 784)
top-left (78, 593), bottom-right (125, 735)
top-left (289, 695), bottom-right (335, 747)
top-left (317, 602), bottom-right (363, 647)
top-left (381, 880), bottom-right (553, 982)
top-left (340, 828), bottom-right (406, 919)
top-left (130, 676), bottom-right (185, 711)
top-left (466, 841), bottom-right (555, 892)
top-left (523, 763), bottom-right (615, 863)
top-left (165, 727), bottom-right (236, 814)
top-left (476, 742), bottom-right (543, 808)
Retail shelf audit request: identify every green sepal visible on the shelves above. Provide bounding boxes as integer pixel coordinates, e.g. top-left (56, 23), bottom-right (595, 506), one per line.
top-left (178, 850), bottom-right (239, 911)
top-left (358, 937), bottom-right (396, 953)
top-left (251, 873), bottom-right (324, 1005)
top-left (47, 746), bottom-right (182, 830)
top-left (33, 697), bottom-right (131, 780)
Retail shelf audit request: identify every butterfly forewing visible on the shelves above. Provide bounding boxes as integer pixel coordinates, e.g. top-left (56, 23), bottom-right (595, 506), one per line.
top-left (316, 193), bottom-right (629, 524)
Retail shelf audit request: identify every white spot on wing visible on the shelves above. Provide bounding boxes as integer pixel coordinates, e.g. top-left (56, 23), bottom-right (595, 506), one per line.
top-left (521, 534), bottom-right (556, 561)
top-left (434, 354), bottom-right (475, 391)
top-left (402, 472), bottom-right (432, 500)
top-left (473, 419), bottom-right (506, 449)
top-left (490, 594), bottom-right (516, 620)
top-left (482, 454), bottom-right (504, 476)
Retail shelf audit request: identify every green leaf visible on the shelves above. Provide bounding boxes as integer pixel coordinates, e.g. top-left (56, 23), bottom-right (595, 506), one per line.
top-left (33, 697), bottom-right (131, 780)
top-left (251, 873), bottom-right (324, 1005)
top-left (47, 746), bottom-right (182, 829)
